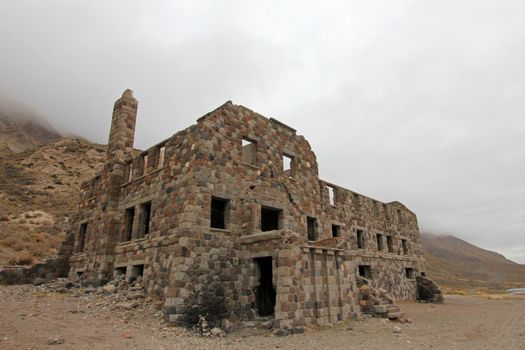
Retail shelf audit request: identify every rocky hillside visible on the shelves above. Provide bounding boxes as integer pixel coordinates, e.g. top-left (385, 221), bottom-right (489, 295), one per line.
top-left (0, 138), bottom-right (106, 265)
top-left (421, 233), bottom-right (525, 292)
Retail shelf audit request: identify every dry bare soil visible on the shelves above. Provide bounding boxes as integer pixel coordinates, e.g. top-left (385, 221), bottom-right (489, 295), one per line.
top-left (1, 285), bottom-right (524, 350)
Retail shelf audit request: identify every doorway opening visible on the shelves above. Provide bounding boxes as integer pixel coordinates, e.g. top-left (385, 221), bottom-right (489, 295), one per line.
top-left (255, 257), bottom-right (276, 317)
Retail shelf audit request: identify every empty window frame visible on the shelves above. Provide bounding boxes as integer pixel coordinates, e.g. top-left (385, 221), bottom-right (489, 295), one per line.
top-left (124, 206), bottom-right (135, 241)
top-left (332, 224), bottom-right (341, 238)
top-left (261, 206), bottom-right (281, 231)
top-left (140, 201), bottom-right (152, 237)
top-left (405, 267), bottom-right (415, 279)
top-left (307, 216), bottom-right (317, 241)
top-left (402, 239), bottom-right (408, 255)
top-left (327, 185), bottom-right (335, 206)
top-left (356, 229), bottom-right (365, 249)
top-left (376, 233), bottom-right (384, 252)
top-left (210, 197), bottom-right (229, 229)
top-left (397, 209), bottom-right (403, 223)
top-left (282, 154), bottom-right (293, 178)
top-left (142, 154), bottom-right (149, 175)
top-left (386, 235), bottom-right (394, 253)
top-left (78, 223), bottom-right (87, 252)
top-left (158, 146), bottom-right (166, 168)
top-left (127, 162), bottom-right (133, 182)
top-left (358, 265), bottom-right (372, 279)
top-left (130, 264), bottom-right (144, 284)
top-left (241, 138), bottom-right (257, 165)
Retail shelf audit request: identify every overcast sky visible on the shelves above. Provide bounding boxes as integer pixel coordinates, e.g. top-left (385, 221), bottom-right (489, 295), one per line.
top-left (1, 1), bottom-right (524, 263)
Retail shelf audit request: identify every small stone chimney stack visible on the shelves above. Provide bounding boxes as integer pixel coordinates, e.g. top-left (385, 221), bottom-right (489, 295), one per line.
top-left (107, 89), bottom-right (138, 158)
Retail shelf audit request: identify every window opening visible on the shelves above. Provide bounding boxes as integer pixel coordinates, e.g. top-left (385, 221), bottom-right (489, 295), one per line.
top-left (283, 154), bottom-right (293, 178)
top-left (327, 185), bottom-right (335, 206)
top-left (241, 138), bottom-right (256, 165)
top-left (356, 229), bottom-right (365, 249)
top-left (332, 224), bottom-right (341, 238)
top-left (402, 239), bottom-right (408, 255)
top-left (210, 197), bottom-right (228, 229)
top-left (358, 265), bottom-right (372, 279)
top-left (130, 264), bottom-right (144, 284)
top-left (142, 154), bottom-right (149, 174)
top-left (376, 233), bottom-right (384, 252)
top-left (261, 207), bottom-right (281, 231)
top-left (124, 206), bottom-right (135, 241)
top-left (307, 216), bottom-right (317, 241)
top-left (405, 267), bottom-right (414, 279)
top-left (387, 235), bottom-right (394, 253)
top-left (141, 201), bottom-right (152, 236)
top-left (158, 146), bottom-right (166, 168)
top-left (78, 223), bottom-right (87, 252)
top-left (255, 257), bottom-right (276, 317)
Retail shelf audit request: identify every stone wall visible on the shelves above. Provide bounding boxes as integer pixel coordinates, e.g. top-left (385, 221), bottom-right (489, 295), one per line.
top-left (65, 93), bottom-right (427, 328)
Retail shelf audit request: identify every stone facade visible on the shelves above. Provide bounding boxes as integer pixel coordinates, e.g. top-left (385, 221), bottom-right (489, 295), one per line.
top-left (66, 90), bottom-right (427, 328)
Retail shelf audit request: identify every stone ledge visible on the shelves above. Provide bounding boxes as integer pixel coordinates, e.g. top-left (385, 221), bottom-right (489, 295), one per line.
top-left (240, 231), bottom-right (282, 245)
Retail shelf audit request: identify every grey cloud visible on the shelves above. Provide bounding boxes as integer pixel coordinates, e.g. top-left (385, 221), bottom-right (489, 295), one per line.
top-left (0, 0), bottom-right (524, 262)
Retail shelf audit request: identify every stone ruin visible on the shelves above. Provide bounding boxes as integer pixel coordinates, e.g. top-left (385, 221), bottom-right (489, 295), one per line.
top-left (56, 89), bottom-right (441, 330)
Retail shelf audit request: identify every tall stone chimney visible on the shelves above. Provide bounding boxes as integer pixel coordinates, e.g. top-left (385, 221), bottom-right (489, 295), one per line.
top-left (107, 89), bottom-right (138, 158)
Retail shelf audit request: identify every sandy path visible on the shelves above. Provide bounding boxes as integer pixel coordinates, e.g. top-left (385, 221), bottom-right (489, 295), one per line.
top-left (0, 285), bottom-right (524, 350)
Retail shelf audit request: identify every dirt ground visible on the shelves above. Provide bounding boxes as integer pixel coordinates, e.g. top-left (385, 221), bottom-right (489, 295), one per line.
top-left (0, 285), bottom-right (524, 350)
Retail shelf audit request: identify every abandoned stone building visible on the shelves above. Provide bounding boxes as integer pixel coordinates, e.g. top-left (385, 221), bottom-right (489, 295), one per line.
top-left (65, 89), bottom-right (430, 328)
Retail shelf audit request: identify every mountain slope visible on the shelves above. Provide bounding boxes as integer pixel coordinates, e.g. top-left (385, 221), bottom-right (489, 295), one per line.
top-left (422, 233), bottom-right (525, 291)
top-left (0, 102), bottom-right (61, 154)
top-left (0, 138), bottom-right (106, 264)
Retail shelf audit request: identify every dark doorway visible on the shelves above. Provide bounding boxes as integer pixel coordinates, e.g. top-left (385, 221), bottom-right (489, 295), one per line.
top-left (261, 207), bottom-right (281, 231)
top-left (255, 257), bottom-right (276, 317)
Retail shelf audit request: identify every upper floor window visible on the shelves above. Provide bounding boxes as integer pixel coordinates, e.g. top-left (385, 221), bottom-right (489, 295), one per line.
top-left (402, 239), bottom-right (408, 255)
top-left (327, 185), bottom-right (335, 206)
top-left (332, 224), bottom-right (341, 238)
top-left (78, 223), bottom-right (87, 252)
top-left (124, 206), bottom-right (135, 241)
top-left (283, 154), bottom-right (293, 178)
top-left (386, 235), bottom-right (394, 253)
top-left (142, 154), bottom-right (149, 174)
top-left (261, 206), bottom-right (281, 231)
top-left (210, 197), bottom-right (229, 229)
top-left (356, 229), bottom-right (365, 249)
top-left (158, 146), bottom-right (166, 168)
top-left (140, 201), bottom-right (152, 237)
top-left (307, 216), bottom-right (317, 241)
top-left (376, 233), bottom-right (384, 251)
top-left (241, 138), bottom-right (257, 166)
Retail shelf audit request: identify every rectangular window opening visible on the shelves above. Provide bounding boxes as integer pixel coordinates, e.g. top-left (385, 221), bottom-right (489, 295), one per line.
top-left (78, 223), bottom-right (87, 252)
top-left (307, 216), bottom-right (317, 241)
top-left (158, 146), bottom-right (166, 168)
top-left (356, 229), bottom-right (365, 249)
top-left (261, 207), bottom-right (281, 231)
top-left (332, 224), bottom-right (341, 238)
top-left (386, 235), bottom-right (394, 253)
top-left (141, 201), bottom-right (152, 237)
top-left (327, 185), bottom-right (335, 206)
top-left (124, 206), bottom-right (135, 241)
top-left (405, 267), bottom-right (414, 279)
top-left (283, 154), bottom-right (293, 178)
top-left (402, 239), bottom-right (408, 255)
top-left (210, 197), bottom-right (228, 229)
top-left (142, 154), bottom-right (149, 175)
top-left (358, 265), bottom-right (372, 279)
top-left (376, 233), bottom-right (384, 252)
top-left (241, 138), bottom-right (257, 165)
top-left (127, 162), bottom-right (133, 182)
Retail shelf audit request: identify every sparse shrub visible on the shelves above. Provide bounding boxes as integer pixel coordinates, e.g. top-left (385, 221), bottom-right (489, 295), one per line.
top-left (179, 278), bottom-right (229, 328)
top-left (8, 251), bottom-right (34, 266)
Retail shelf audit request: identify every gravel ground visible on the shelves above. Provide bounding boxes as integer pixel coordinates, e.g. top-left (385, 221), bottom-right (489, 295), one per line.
top-left (0, 284), bottom-right (524, 350)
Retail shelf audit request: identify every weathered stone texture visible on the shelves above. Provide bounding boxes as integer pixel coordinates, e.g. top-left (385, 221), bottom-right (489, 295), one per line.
top-left (66, 91), bottom-right (428, 328)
